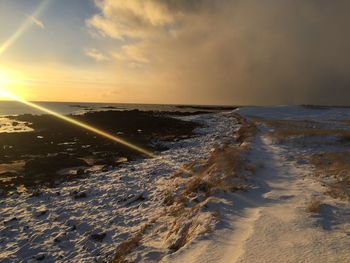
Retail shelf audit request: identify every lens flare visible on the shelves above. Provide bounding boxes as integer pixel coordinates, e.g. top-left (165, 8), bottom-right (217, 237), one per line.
top-left (0, 0), bottom-right (192, 175)
top-left (0, 0), bottom-right (51, 56)
top-left (0, 89), bottom-right (191, 174)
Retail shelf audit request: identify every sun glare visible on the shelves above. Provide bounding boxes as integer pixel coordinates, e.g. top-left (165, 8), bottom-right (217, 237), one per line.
top-left (0, 70), bottom-right (11, 99)
top-left (0, 67), bottom-right (22, 86)
top-left (0, 67), bottom-right (30, 100)
top-left (0, 70), bottom-right (10, 86)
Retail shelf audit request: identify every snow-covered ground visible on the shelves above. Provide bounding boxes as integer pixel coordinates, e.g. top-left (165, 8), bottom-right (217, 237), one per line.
top-left (167, 106), bottom-right (350, 263)
top-left (240, 105), bottom-right (350, 121)
top-left (0, 111), bottom-right (239, 262)
top-left (3, 106), bottom-right (350, 263)
top-left (0, 117), bottom-right (33, 133)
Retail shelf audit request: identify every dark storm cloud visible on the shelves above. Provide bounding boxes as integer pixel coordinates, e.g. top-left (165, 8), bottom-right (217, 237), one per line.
top-left (89, 0), bottom-right (350, 105)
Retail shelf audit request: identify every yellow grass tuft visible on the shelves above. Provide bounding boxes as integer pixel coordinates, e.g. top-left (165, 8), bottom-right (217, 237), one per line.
top-left (310, 152), bottom-right (350, 200)
top-left (306, 199), bottom-right (322, 213)
top-left (252, 117), bottom-right (350, 142)
top-left (109, 113), bottom-right (257, 261)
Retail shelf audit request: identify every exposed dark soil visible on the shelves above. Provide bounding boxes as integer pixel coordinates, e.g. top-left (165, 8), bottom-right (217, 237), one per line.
top-left (0, 110), bottom-right (199, 193)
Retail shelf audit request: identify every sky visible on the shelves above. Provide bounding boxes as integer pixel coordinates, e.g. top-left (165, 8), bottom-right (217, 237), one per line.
top-left (0, 0), bottom-right (350, 105)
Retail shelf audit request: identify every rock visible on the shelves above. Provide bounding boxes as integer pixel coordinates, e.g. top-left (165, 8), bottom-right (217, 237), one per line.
top-left (24, 154), bottom-right (89, 176)
top-left (76, 168), bottom-right (85, 176)
top-left (123, 192), bottom-right (147, 206)
top-left (53, 233), bottom-right (66, 243)
top-left (35, 209), bottom-right (48, 217)
top-left (0, 172), bottom-right (18, 178)
top-left (35, 253), bottom-right (45, 261)
top-left (71, 190), bottom-right (87, 199)
top-left (90, 232), bottom-right (107, 242)
top-left (116, 157), bottom-right (128, 164)
top-left (101, 165), bottom-right (111, 172)
top-left (4, 217), bottom-right (17, 224)
top-left (297, 159), bottom-right (308, 165)
top-left (30, 189), bottom-right (41, 197)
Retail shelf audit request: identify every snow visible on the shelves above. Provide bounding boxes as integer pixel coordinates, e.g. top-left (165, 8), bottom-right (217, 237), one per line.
top-left (0, 117), bottom-right (33, 133)
top-left (239, 105), bottom-right (350, 121)
top-left (0, 111), bottom-right (239, 262)
top-left (3, 106), bottom-right (350, 262)
top-left (166, 106), bottom-right (350, 263)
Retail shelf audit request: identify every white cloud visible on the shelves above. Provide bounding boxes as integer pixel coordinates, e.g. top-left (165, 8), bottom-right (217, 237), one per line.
top-left (84, 48), bottom-right (110, 62)
top-left (87, 0), bottom-right (179, 39)
top-left (111, 45), bottom-right (149, 64)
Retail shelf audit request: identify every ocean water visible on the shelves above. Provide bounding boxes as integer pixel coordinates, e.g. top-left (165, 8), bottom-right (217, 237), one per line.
top-left (0, 101), bottom-right (190, 116)
top-left (0, 101), bottom-right (219, 133)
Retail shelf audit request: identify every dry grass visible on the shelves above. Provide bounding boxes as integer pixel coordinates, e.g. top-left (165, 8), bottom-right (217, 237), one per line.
top-left (175, 115), bottom-right (256, 204)
top-left (306, 199), bottom-right (322, 213)
top-left (310, 152), bottom-right (350, 200)
top-left (166, 208), bottom-right (214, 253)
top-left (252, 117), bottom-right (350, 142)
top-left (109, 113), bottom-right (257, 261)
top-left (326, 185), bottom-right (350, 200)
top-left (272, 128), bottom-right (350, 141)
top-left (163, 113), bottom-right (256, 252)
top-left (163, 190), bottom-right (175, 206)
top-left (234, 113), bottom-right (258, 144)
top-left (310, 152), bottom-right (350, 174)
top-left (179, 143), bottom-right (248, 203)
top-left (252, 118), bottom-right (318, 128)
top-left (110, 219), bottom-right (156, 263)
top-left (245, 163), bottom-right (257, 173)
top-left (111, 233), bottom-right (143, 263)
top-left (340, 119), bottom-right (350, 125)
top-left (167, 221), bottom-right (192, 252)
top-left (254, 117), bottom-right (350, 201)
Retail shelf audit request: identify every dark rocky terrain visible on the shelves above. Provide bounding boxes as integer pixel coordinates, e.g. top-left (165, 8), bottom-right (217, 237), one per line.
top-left (0, 110), bottom-right (200, 193)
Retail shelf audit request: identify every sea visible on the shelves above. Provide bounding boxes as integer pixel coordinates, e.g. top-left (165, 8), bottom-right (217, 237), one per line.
top-left (0, 101), bottom-right (223, 133)
top-left (0, 101), bottom-right (193, 116)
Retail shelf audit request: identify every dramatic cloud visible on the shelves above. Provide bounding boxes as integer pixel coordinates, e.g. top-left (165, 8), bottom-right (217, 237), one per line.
top-left (87, 0), bottom-right (208, 39)
top-left (88, 0), bottom-right (350, 105)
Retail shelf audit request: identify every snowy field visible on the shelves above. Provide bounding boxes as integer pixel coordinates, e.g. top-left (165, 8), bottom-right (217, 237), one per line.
top-left (169, 106), bottom-right (350, 263)
top-left (240, 105), bottom-right (350, 121)
top-left (0, 111), bottom-right (239, 262)
top-left (3, 106), bottom-right (350, 263)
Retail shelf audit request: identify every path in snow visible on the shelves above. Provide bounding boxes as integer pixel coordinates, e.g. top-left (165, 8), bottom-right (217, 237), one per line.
top-left (168, 128), bottom-right (350, 263)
